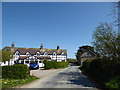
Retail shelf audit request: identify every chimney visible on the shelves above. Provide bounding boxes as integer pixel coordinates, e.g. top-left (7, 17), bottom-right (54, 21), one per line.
top-left (40, 44), bottom-right (43, 49)
top-left (11, 42), bottom-right (15, 48)
top-left (57, 45), bottom-right (60, 50)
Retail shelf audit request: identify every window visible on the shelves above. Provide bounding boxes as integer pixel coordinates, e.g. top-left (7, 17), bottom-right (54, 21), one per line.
top-left (39, 61), bottom-right (42, 63)
top-left (26, 52), bottom-right (31, 56)
top-left (25, 61), bottom-right (29, 63)
top-left (36, 52), bottom-right (40, 56)
top-left (21, 61), bottom-right (24, 64)
top-left (44, 52), bottom-right (48, 55)
top-left (15, 51), bottom-right (20, 55)
top-left (53, 52), bottom-right (56, 56)
top-left (30, 61), bottom-right (34, 63)
top-left (62, 60), bottom-right (65, 62)
top-left (61, 52), bottom-right (65, 56)
top-left (87, 53), bottom-right (91, 56)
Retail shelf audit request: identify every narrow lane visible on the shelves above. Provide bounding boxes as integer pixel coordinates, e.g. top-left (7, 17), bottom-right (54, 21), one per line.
top-left (22, 66), bottom-right (98, 89)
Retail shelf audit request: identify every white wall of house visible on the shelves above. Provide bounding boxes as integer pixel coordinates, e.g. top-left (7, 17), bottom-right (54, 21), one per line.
top-left (1, 53), bottom-right (67, 67)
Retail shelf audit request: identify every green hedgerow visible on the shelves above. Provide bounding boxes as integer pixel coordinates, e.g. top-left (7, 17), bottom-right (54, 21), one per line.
top-left (2, 64), bottom-right (30, 79)
top-left (44, 61), bottom-right (68, 70)
top-left (105, 76), bottom-right (120, 89)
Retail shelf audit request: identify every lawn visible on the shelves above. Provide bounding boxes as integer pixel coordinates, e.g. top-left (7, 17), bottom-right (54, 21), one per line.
top-left (2, 75), bottom-right (39, 88)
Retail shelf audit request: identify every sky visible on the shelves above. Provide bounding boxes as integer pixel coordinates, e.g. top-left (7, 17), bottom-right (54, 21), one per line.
top-left (2, 2), bottom-right (114, 58)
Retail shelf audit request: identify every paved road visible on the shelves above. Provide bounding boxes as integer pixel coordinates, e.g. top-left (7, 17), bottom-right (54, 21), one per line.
top-left (21, 66), bottom-right (98, 89)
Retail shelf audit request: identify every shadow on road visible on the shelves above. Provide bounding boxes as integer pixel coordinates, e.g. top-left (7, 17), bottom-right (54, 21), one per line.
top-left (59, 68), bottom-right (99, 89)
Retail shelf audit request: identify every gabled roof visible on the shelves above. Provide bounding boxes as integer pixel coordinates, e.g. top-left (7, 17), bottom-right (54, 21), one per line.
top-left (80, 49), bottom-right (96, 58)
top-left (3, 47), bottom-right (67, 55)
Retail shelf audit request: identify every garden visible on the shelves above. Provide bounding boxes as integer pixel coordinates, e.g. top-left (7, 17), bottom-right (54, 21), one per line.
top-left (2, 64), bottom-right (39, 88)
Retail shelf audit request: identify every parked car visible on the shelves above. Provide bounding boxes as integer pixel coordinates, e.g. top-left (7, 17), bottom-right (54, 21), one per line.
top-left (29, 62), bottom-right (39, 69)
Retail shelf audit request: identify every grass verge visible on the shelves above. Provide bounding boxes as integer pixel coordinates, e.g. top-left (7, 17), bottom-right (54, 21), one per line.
top-left (2, 75), bottom-right (39, 88)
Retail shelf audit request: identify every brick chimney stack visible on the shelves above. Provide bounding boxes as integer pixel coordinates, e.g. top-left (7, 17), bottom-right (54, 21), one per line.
top-left (40, 44), bottom-right (43, 49)
top-left (57, 45), bottom-right (60, 50)
top-left (11, 42), bottom-right (15, 48)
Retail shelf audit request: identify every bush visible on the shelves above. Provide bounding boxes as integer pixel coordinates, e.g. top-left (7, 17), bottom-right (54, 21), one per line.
top-left (80, 57), bottom-right (120, 89)
top-left (105, 76), bottom-right (120, 89)
top-left (81, 59), bottom-right (92, 71)
top-left (81, 58), bottom-right (111, 76)
top-left (2, 64), bottom-right (30, 79)
top-left (67, 59), bottom-right (77, 63)
top-left (44, 61), bottom-right (68, 70)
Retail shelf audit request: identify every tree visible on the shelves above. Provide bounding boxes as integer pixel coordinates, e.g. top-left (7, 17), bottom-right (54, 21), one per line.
top-left (0, 50), bottom-right (13, 62)
top-left (92, 22), bottom-right (120, 63)
top-left (0, 50), bottom-right (2, 62)
top-left (110, 2), bottom-right (120, 33)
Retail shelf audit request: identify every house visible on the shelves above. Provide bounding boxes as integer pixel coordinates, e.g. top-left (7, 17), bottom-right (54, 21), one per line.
top-left (78, 46), bottom-right (96, 65)
top-left (1, 43), bottom-right (67, 67)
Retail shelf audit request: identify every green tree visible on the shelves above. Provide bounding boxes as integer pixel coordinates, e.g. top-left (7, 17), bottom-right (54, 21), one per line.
top-left (0, 50), bottom-right (13, 62)
top-left (92, 22), bottom-right (120, 63)
top-left (0, 50), bottom-right (2, 62)
top-left (111, 2), bottom-right (120, 27)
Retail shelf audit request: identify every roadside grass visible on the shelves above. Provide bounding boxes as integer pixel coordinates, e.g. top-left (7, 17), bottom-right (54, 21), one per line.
top-left (2, 75), bottom-right (39, 88)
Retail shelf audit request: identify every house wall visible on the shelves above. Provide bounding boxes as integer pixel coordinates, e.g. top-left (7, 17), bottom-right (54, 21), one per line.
top-left (1, 54), bottom-right (67, 67)
top-left (79, 51), bottom-right (96, 65)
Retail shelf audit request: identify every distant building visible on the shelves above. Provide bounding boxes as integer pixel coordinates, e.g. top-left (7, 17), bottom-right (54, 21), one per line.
top-left (1, 43), bottom-right (67, 67)
top-left (78, 46), bottom-right (96, 65)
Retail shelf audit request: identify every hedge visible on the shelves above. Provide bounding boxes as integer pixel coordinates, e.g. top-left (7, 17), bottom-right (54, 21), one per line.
top-left (67, 59), bottom-right (77, 63)
top-left (2, 64), bottom-right (30, 79)
top-left (80, 57), bottom-right (120, 89)
top-left (44, 61), bottom-right (68, 70)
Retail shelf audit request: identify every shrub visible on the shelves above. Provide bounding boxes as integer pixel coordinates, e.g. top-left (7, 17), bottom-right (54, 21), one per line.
top-left (81, 59), bottom-right (93, 73)
top-left (44, 61), bottom-right (68, 70)
top-left (81, 58), bottom-right (111, 76)
top-left (105, 76), bottom-right (120, 89)
top-left (2, 64), bottom-right (30, 79)
top-left (67, 59), bottom-right (77, 63)
top-left (80, 57), bottom-right (120, 89)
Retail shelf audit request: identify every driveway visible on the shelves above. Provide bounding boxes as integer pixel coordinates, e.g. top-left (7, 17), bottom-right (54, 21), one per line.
top-left (20, 66), bottom-right (99, 89)
top-left (30, 68), bottom-right (63, 78)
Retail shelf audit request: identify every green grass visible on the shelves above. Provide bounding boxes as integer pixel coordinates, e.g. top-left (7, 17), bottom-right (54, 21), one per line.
top-left (2, 75), bottom-right (39, 88)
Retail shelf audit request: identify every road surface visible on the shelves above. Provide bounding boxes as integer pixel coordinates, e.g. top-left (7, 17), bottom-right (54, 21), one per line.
top-left (21, 66), bottom-right (98, 89)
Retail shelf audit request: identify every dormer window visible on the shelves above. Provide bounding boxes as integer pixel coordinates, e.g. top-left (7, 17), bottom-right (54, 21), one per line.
top-left (53, 52), bottom-right (56, 56)
top-left (36, 52), bottom-right (40, 56)
top-left (61, 52), bottom-right (65, 56)
top-left (26, 52), bottom-right (30, 56)
top-left (15, 51), bottom-right (20, 55)
top-left (44, 52), bottom-right (48, 55)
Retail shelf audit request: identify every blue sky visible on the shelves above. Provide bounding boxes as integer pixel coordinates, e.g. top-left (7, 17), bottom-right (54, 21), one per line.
top-left (2, 2), bottom-right (113, 58)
